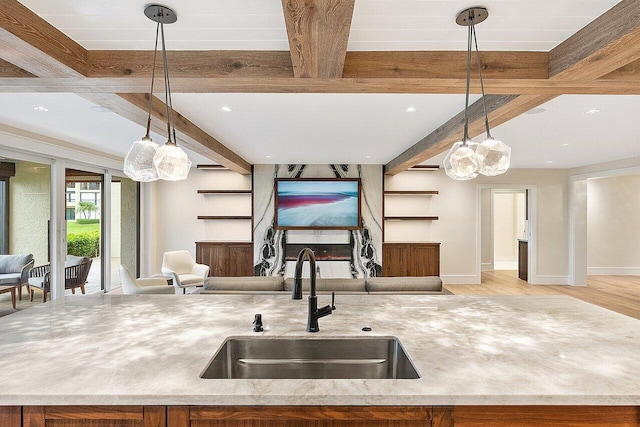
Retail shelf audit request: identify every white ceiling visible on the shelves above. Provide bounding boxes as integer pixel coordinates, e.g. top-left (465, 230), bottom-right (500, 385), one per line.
top-left (1, 0), bottom-right (637, 171)
top-left (0, 93), bottom-right (210, 164)
top-left (170, 93), bottom-right (480, 164)
top-left (18, 0), bottom-right (620, 51)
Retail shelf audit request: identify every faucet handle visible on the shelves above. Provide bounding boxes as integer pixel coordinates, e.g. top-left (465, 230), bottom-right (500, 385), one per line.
top-left (331, 291), bottom-right (336, 310)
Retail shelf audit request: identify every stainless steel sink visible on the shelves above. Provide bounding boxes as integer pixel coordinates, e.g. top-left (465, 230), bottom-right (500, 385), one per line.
top-left (200, 337), bottom-right (420, 379)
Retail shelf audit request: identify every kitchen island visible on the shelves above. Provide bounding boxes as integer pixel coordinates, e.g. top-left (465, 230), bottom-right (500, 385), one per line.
top-left (0, 294), bottom-right (639, 426)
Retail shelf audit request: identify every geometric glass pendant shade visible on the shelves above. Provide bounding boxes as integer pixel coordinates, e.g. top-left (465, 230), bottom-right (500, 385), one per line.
top-left (124, 137), bottom-right (160, 182)
top-left (443, 6), bottom-right (510, 180)
top-left (444, 140), bottom-right (479, 181)
top-left (475, 137), bottom-right (511, 176)
top-left (153, 143), bottom-right (192, 181)
top-left (123, 4), bottom-right (191, 182)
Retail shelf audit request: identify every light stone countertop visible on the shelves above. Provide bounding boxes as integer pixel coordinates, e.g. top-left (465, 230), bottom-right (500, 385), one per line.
top-left (0, 293), bottom-right (639, 406)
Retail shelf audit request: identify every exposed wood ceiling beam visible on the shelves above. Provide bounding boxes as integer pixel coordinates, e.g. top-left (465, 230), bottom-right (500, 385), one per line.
top-left (80, 93), bottom-right (250, 174)
top-left (82, 50), bottom-right (550, 81)
top-left (119, 93), bottom-right (251, 174)
top-left (0, 0), bottom-right (249, 174)
top-left (86, 50), bottom-right (294, 78)
top-left (600, 58), bottom-right (640, 80)
top-left (549, 0), bottom-right (640, 80)
top-left (385, 0), bottom-right (640, 175)
top-left (0, 0), bottom-right (86, 76)
top-left (2, 76), bottom-right (639, 95)
top-left (0, 59), bottom-right (34, 77)
top-left (281, 0), bottom-right (355, 78)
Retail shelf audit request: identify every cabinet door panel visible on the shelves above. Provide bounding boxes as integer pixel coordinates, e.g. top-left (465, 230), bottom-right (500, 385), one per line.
top-left (169, 406), bottom-right (430, 427)
top-left (382, 244), bottom-right (408, 276)
top-left (197, 243), bottom-right (227, 277)
top-left (22, 406), bottom-right (164, 427)
top-left (228, 244), bottom-right (254, 276)
top-left (412, 245), bottom-right (440, 276)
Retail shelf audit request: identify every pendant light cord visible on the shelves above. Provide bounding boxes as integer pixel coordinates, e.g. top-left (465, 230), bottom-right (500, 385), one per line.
top-left (472, 22), bottom-right (492, 138)
top-left (160, 22), bottom-right (177, 145)
top-left (462, 16), bottom-right (473, 145)
top-left (144, 22), bottom-right (161, 139)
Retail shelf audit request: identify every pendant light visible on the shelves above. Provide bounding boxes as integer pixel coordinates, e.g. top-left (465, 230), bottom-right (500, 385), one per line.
top-left (123, 5), bottom-right (191, 182)
top-left (444, 7), bottom-right (510, 180)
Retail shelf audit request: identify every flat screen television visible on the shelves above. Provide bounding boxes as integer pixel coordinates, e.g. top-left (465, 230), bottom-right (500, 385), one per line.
top-left (274, 178), bottom-right (361, 230)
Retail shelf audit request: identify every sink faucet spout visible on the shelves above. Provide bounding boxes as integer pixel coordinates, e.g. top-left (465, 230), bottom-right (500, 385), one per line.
top-left (292, 247), bottom-right (335, 332)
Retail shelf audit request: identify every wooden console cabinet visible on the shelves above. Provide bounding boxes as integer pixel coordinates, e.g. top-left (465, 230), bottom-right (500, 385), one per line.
top-left (195, 241), bottom-right (253, 277)
top-left (382, 242), bottom-right (440, 276)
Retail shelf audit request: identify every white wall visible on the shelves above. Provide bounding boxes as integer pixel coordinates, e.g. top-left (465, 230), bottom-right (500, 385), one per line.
top-left (148, 168), bottom-right (251, 275)
top-left (10, 161), bottom-right (50, 265)
top-left (148, 166), bottom-right (572, 283)
top-left (493, 193), bottom-right (518, 264)
top-left (385, 168), bottom-right (569, 284)
top-left (587, 174), bottom-right (640, 275)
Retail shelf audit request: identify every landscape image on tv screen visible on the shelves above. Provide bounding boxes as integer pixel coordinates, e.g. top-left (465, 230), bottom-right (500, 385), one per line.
top-left (276, 179), bottom-right (360, 229)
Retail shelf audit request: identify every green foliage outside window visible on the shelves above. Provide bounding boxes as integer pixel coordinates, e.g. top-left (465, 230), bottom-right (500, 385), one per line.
top-left (67, 231), bottom-right (100, 258)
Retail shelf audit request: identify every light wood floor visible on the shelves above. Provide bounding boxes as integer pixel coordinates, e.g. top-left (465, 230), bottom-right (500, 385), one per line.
top-left (445, 270), bottom-right (640, 320)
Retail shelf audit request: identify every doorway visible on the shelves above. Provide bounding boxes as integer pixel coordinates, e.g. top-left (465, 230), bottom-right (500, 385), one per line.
top-left (66, 168), bottom-right (103, 292)
top-left (479, 185), bottom-right (534, 284)
top-left (492, 190), bottom-right (526, 271)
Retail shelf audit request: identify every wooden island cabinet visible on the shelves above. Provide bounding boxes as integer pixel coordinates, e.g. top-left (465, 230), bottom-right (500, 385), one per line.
top-left (6, 405), bottom-right (640, 427)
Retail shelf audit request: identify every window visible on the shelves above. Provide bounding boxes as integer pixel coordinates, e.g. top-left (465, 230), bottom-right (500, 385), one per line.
top-left (65, 207), bottom-right (75, 220)
top-left (79, 182), bottom-right (100, 191)
top-left (80, 192), bottom-right (100, 206)
top-left (66, 191), bottom-right (76, 203)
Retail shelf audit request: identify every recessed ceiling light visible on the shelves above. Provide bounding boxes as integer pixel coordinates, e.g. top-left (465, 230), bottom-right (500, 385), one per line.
top-left (265, 155), bottom-right (271, 158)
top-left (404, 107), bottom-right (417, 113)
top-left (33, 106), bottom-right (48, 112)
top-left (365, 155), bottom-right (372, 159)
top-left (585, 108), bottom-right (601, 115)
top-left (545, 160), bottom-right (555, 164)
top-left (560, 143), bottom-right (570, 147)
top-left (220, 106), bottom-right (232, 112)
top-left (526, 108), bottom-right (546, 115)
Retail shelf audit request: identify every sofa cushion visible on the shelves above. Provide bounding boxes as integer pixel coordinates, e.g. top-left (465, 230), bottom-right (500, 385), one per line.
top-left (0, 254), bottom-right (33, 273)
top-left (176, 273), bottom-right (206, 286)
top-left (366, 276), bottom-right (443, 293)
top-left (28, 276), bottom-right (45, 289)
top-left (204, 276), bottom-right (284, 292)
top-left (0, 273), bottom-right (21, 285)
top-left (65, 255), bottom-right (89, 267)
top-left (284, 278), bottom-right (366, 293)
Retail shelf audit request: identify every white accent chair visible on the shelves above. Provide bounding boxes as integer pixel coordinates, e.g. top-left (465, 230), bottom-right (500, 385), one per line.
top-left (119, 265), bottom-right (175, 295)
top-left (161, 250), bottom-right (210, 294)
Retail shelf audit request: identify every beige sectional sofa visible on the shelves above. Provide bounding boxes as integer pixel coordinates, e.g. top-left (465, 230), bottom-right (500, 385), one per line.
top-left (202, 275), bottom-right (449, 295)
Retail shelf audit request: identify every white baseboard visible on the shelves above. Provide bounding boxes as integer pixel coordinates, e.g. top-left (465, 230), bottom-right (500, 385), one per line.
top-left (587, 267), bottom-right (640, 275)
top-left (481, 263), bottom-right (493, 271)
top-left (441, 275), bottom-right (481, 285)
top-left (528, 275), bottom-right (569, 285)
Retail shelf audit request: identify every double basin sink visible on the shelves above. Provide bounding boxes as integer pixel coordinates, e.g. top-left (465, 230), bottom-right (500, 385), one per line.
top-left (200, 337), bottom-right (420, 379)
